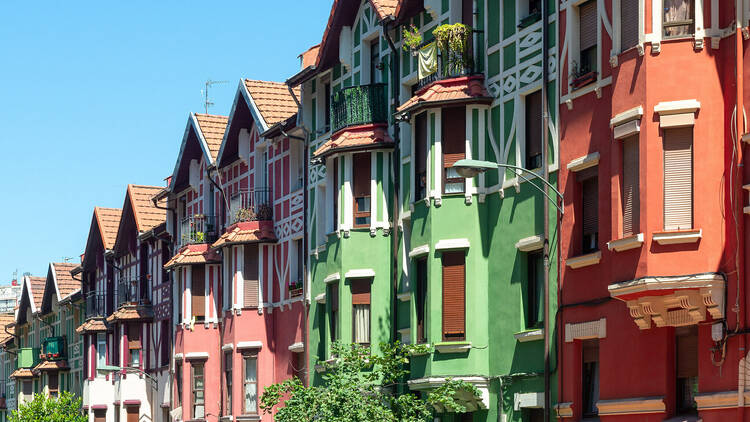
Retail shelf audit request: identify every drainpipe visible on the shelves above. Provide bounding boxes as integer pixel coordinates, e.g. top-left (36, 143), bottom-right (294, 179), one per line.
top-left (382, 16), bottom-right (402, 347)
top-left (541, 0), bottom-right (551, 418)
top-left (287, 84), bottom-right (311, 387)
top-left (735, 1), bottom-right (746, 416)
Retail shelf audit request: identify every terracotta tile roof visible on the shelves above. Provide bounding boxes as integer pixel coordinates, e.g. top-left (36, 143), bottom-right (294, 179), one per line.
top-left (76, 319), bottom-right (108, 334)
top-left (34, 360), bottom-right (69, 372)
top-left (164, 244), bottom-right (222, 270)
top-left (243, 80), bottom-right (300, 127)
top-left (193, 113), bottom-right (229, 161)
top-left (0, 314), bottom-right (15, 345)
top-left (95, 207), bottom-right (123, 250)
top-left (10, 368), bottom-right (37, 379)
top-left (396, 75), bottom-right (493, 114)
top-left (300, 44), bottom-right (320, 69)
top-left (52, 262), bottom-right (80, 300)
top-left (106, 306), bottom-right (154, 323)
top-left (370, 0), bottom-right (399, 19)
top-left (27, 277), bottom-right (45, 311)
top-left (313, 123), bottom-right (395, 158)
top-left (211, 221), bottom-right (277, 249)
top-left (128, 185), bottom-right (167, 233)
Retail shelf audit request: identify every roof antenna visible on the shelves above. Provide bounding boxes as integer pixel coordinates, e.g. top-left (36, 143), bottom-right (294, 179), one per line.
top-left (202, 79), bottom-right (229, 114)
top-left (62, 257), bottom-right (75, 263)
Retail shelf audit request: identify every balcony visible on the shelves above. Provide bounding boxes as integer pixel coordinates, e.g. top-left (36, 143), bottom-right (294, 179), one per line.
top-left (415, 39), bottom-right (479, 92)
top-left (330, 83), bottom-right (388, 134)
top-left (179, 214), bottom-right (219, 249)
top-left (228, 188), bottom-right (273, 225)
top-left (41, 337), bottom-right (66, 361)
top-left (117, 278), bottom-right (150, 308)
top-left (17, 348), bottom-right (40, 369)
top-left (85, 292), bottom-right (106, 319)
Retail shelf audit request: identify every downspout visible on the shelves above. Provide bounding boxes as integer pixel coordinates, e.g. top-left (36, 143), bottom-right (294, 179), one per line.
top-left (541, 0), bottom-right (551, 418)
top-left (736, 0), bottom-right (746, 415)
top-left (287, 84), bottom-right (311, 386)
top-left (382, 16), bottom-right (401, 347)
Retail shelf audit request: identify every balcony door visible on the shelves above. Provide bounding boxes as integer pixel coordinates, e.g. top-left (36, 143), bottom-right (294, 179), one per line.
top-left (369, 39), bottom-right (379, 84)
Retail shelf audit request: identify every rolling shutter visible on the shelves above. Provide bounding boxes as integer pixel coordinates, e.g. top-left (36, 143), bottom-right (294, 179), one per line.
top-left (128, 323), bottom-right (141, 350)
top-left (191, 266), bottom-right (205, 317)
top-left (581, 173), bottom-right (599, 243)
top-left (622, 137), bottom-right (640, 236)
top-left (351, 279), bottom-right (371, 305)
top-left (525, 90), bottom-right (543, 168)
top-left (441, 107), bottom-right (466, 167)
top-left (663, 128), bottom-right (693, 230)
top-left (583, 339), bottom-right (599, 363)
top-left (243, 244), bottom-right (259, 308)
top-left (579, 1), bottom-right (598, 51)
top-left (353, 154), bottom-right (371, 198)
top-left (442, 252), bottom-right (466, 340)
top-left (677, 329), bottom-right (698, 378)
top-left (621, 0), bottom-right (639, 50)
top-left (415, 113), bottom-right (427, 174)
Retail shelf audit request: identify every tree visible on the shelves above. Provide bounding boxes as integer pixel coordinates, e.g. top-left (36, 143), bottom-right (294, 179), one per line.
top-left (261, 342), bottom-right (481, 422)
top-left (10, 391), bottom-right (87, 422)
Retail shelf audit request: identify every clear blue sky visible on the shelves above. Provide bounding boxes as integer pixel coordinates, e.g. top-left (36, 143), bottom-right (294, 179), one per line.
top-left (0, 1), bottom-right (330, 280)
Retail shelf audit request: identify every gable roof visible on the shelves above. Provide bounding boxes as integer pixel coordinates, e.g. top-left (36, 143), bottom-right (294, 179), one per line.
top-left (95, 207), bottom-right (122, 250)
top-left (243, 80), bottom-right (299, 129)
top-left (126, 185), bottom-right (167, 233)
top-left (371, 0), bottom-right (399, 20)
top-left (169, 113), bottom-right (228, 193)
top-left (19, 275), bottom-right (45, 318)
top-left (51, 262), bottom-right (79, 300)
top-left (301, 44), bottom-right (321, 69)
top-left (0, 314), bottom-right (15, 345)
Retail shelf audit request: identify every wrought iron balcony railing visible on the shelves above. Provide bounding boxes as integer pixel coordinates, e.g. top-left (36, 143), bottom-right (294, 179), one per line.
top-left (117, 277), bottom-right (150, 307)
top-left (330, 83), bottom-right (388, 134)
top-left (85, 292), bottom-right (107, 319)
top-left (41, 336), bottom-right (66, 361)
top-left (179, 214), bottom-right (219, 249)
top-left (228, 188), bottom-right (273, 225)
top-left (415, 38), bottom-right (479, 91)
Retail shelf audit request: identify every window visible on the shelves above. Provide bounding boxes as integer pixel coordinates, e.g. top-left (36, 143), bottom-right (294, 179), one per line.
top-left (526, 251), bottom-right (544, 329)
top-left (581, 339), bottom-right (599, 418)
top-left (160, 320), bottom-right (170, 367)
top-left (191, 363), bottom-right (205, 419)
top-left (175, 362), bottom-right (183, 408)
top-left (369, 39), bottom-right (380, 84)
top-left (676, 326), bottom-right (698, 415)
top-left (332, 157), bottom-right (339, 230)
top-left (524, 408), bottom-right (544, 422)
top-left (620, 0), bottom-right (639, 50)
top-left (292, 239), bottom-right (304, 295)
top-left (243, 355), bottom-right (258, 414)
top-left (177, 268), bottom-right (183, 323)
top-left (317, 184), bottom-right (328, 244)
top-left (96, 334), bottom-right (106, 369)
top-left (664, 0), bottom-right (694, 38)
top-left (324, 83), bottom-right (331, 133)
top-left (22, 381), bottom-right (32, 402)
top-left (622, 136), bottom-right (640, 236)
top-left (442, 107), bottom-right (466, 194)
top-left (291, 140), bottom-right (305, 191)
top-left (415, 112), bottom-right (428, 199)
top-left (191, 266), bottom-right (205, 321)
top-left (244, 244), bottom-right (260, 309)
top-left (415, 258), bottom-right (428, 344)
top-left (663, 128), bottom-right (693, 230)
top-left (442, 252), bottom-right (466, 341)
top-left (578, 167), bottom-right (598, 253)
top-left (48, 373), bottom-right (58, 397)
top-left (293, 351), bottom-right (305, 381)
top-left (329, 284), bottom-right (339, 343)
top-left (224, 352), bottom-right (233, 416)
top-left (353, 153), bottom-right (372, 227)
top-left (114, 404), bottom-right (120, 422)
top-left (128, 323), bottom-right (141, 367)
top-left (351, 279), bottom-right (371, 345)
top-left (525, 90), bottom-right (543, 170)
top-left (578, 0), bottom-right (597, 75)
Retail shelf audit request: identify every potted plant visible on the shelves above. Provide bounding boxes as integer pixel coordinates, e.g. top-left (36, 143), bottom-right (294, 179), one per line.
top-left (433, 23), bottom-right (473, 76)
top-left (289, 280), bottom-right (303, 297)
top-left (402, 24), bottom-right (422, 55)
top-left (570, 60), bottom-right (597, 89)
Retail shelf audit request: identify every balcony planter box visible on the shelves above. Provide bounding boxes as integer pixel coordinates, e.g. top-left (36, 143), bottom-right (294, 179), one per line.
top-left (571, 71), bottom-right (597, 89)
top-left (517, 12), bottom-right (541, 28)
top-left (290, 288), bottom-right (303, 297)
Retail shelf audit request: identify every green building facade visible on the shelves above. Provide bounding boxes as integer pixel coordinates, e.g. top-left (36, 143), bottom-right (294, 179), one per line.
top-left (295, 0), bottom-right (559, 420)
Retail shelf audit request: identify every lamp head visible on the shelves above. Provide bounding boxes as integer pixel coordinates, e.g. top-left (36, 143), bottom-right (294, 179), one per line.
top-left (452, 159), bottom-right (499, 178)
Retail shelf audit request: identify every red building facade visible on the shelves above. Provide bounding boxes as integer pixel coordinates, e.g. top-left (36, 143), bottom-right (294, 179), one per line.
top-left (557, 0), bottom-right (748, 420)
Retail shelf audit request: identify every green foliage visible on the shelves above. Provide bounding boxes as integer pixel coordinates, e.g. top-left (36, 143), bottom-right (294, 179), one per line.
top-left (402, 24), bottom-right (423, 52)
top-left (261, 342), bottom-right (480, 422)
top-left (433, 23), bottom-right (472, 54)
top-left (10, 391), bottom-right (87, 422)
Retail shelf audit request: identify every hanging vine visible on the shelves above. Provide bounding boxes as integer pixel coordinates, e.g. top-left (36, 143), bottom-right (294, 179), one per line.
top-left (433, 23), bottom-right (473, 75)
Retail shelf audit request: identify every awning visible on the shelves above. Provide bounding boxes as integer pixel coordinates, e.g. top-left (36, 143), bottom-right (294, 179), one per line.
top-left (313, 123), bottom-right (394, 159)
top-left (396, 75), bottom-right (493, 115)
top-left (164, 244), bottom-right (221, 269)
top-left (76, 319), bottom-right (109, 334)
top-left (211, 221), bottom-right (277, 249)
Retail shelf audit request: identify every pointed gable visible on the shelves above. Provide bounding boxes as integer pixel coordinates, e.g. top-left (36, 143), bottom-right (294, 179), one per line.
top-left (82, 207), bottom-right (122, 271)
top-left (169, 113), bottom-right (228, 193)
top-left (17, 275), bottom-right (45, 324)
top-left (243, 80), bottom-right (299, 129)
top-left (113, 185), bottom-right (167, 256)
top-left (370, 0), bottom-right (398, 20)
top-left (193, 114), bottom-right (229, 161)
top-left (41, 262), bottom-right (80, 314)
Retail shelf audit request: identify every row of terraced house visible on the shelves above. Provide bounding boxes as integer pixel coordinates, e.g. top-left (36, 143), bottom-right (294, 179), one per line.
top-left (4, 0), bottom-right (750, 421)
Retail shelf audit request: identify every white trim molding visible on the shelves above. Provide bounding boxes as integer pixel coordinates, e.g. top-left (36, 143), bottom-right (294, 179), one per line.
top-left (434, 342), bottom-right (472, 354)
top-left (408, 376), bottom-right (490, 411)
top-left (514, 392), bottom-right (544, 410)
top-left (236, 341), bottom-right (263, 351)
top-left (565, 318), bottom-right (607, 343)
top-left (607, 233), bottom-right (645, 252)
top-left (515, 235), bottom-right (544, 252)
top-left (288, 342), bottom-right (304, 353)
top-left (344, 269), bottom-right (376, 278)
top-left (314, 293), bottom-right (326, 304)
top-left (609, 273), bottom-right (725, 330)
top-left (323, 272), bottom-right (341, 284)
top-left (654, 99), bottom-right (701, 115)
top-left (173, 353), bottom-right (184, 361)
top-left (397, 292), bottom-right (411, 302)
top-left (555, 402), bottom-right (573, 418)
top-left (435, 238), bottom-right (470, 250)
top-left (566, 152), bottom-right (600, 172)
top-left (221, 344), bottom-right (234, 352)
top-left (565, 251), bottom-right (601, 269)
top-left (514, 329), bottom-right (544, 343)
top-left (596, 396), bottom-right (666, 415)
top-left (610, 106), bottom-right (644, 127)
top-left (408, 244), bottom-right (430, 258)
top-left (652, 229), bottom-right (702, 245)
top-left (185, 352), bottom-right (209, 360)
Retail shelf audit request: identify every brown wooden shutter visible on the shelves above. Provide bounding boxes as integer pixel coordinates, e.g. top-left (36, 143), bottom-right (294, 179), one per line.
top-left (581, 175), bottom-right (599, 240)
top-left (622, 136), bottom-right (640, 236)
top-left (579, 1), bottom-right (598, 51)
top-left (442, 252), bottom-right (465, 340)
top-left (441, 107), bottom-right (466, 167)
top-left (663, 128), bottom-right (693, 230)
top-left (128, 323), bottom-right (141, 350)
top-left (243, 244), bottom-right (259, 308)
top-left (353, 154), bottom-right (371, 197)
top-left (191, 266), bottom-right (205, 317)
top-left (126, 407), bottom-right (138, 422)
top-left (677, 328), bottom-right (698, 378)
top-left (525, 90), bottom-right (542, 167)
top-left (415, 113), bottom-right (427, 174)
top-left (621, 0), bottom-right (639, 50)
top-left (351, 279), bottom-right (371, 305)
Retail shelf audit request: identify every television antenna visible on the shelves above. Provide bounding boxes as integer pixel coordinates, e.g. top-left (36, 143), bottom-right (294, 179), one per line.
top-left (202, 79), bottom-right (228, 114)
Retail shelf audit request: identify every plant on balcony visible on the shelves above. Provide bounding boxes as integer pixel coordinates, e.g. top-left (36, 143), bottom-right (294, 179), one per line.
top-left (289, 280), bottom-right (303, 297)
top-left (433, 23), bottom-right (473, 76)
top-left (402, 24), bottom-right (422, 53)
top-left (10, 391), bottom-right (86, 422)
top-left (235, 207), bottom-right (258, 222)
top-left (569, 60), bottom-right (597, 89)
top-left (260, 341), bottom-right (480, 422)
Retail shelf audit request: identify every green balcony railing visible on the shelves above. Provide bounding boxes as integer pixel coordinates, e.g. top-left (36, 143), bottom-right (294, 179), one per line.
top-left (17, 348), bottom-right (40, 369)
top-left (330, 83), bottom-right (388, 134)
top-left (41, 337), bottom-right (66, 361)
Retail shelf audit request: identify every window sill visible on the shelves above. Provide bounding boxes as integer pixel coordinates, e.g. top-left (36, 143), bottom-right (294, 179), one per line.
top-left (652, 229), bottom-right (702, 245)
top-left (514, 329), bottom-right (543, 343)
top-left (434, 341), bottom-right (471, 354)
top-left (235, 415), bottom-right (261, 422)
top-left (397, 292), bottom-right (411, 302)
top-left (607, 233), bottom-right (644, 252)
top-left (565, 251), bottom-right (601, 269)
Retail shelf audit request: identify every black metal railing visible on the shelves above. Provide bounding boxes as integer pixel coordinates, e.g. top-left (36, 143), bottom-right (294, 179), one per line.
top-left (117, 277), bottom-right (150, 307)
top-left (228, 188), bottom-right (273, 225)
top-left (330, 83), bottom-right (388, 134)
top-left (179, 214), bottom-right (219, 249)
top-left (415, 38), bottom-right (479, 91)
top-left (85, 292), bottom-right (106, 319)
